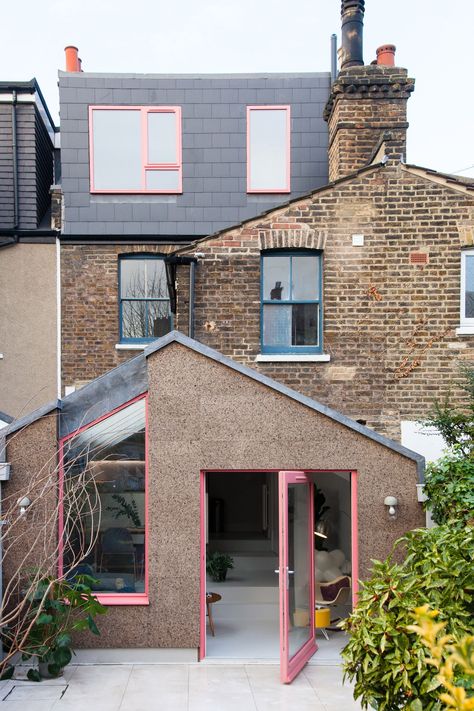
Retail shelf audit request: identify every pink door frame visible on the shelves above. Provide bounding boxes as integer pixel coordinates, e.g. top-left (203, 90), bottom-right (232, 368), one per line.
top-left (199, 469), bottom-right (359, 663)
top-left (279, 471), bottom-right (316, 683)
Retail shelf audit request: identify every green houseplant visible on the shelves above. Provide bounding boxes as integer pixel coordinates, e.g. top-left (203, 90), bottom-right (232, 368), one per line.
top-left (206, 552), bottom-right (234, 582)
top-left (16, 574), bottom-right (106, 681)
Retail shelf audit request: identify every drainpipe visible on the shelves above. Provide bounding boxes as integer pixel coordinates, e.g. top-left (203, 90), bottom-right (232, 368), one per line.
top-left (56, 237), bottom-right (62, 398)
top-left (330, 33), bottom-right (338, 84)
top-left (189, 260), bottom-right (196, 339)
top-left (11, 91), bottom-right (19, 231)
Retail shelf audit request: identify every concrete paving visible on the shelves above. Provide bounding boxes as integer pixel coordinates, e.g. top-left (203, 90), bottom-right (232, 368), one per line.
top-left (0, 663), bottom-right (363, 710)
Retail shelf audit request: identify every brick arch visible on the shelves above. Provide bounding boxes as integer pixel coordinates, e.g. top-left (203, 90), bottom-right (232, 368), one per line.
top-left (258, 226), bottom-right (327, 251)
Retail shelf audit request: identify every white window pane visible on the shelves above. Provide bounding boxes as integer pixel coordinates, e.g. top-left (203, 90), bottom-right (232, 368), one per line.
top-left (146, 260), bottom-right (168, 299)
top-left (465, 255), bottom-right (474, 318)
top-left (249, 109), bottom-right (288, 191)
top-left (263, 305), bottom-right (291, 346)
top-left (146, 170), bottom-right (180, 191)
top-left (148, 112), bottom-right (177, 164)
top-left (292, 256), bottom-right (319, 300)
top-left (263, 256), bottom-right (290, 301)
top-left (92, 110), bottom-right (142, 190)
top-left (121, 260), bottom-right (146, 299)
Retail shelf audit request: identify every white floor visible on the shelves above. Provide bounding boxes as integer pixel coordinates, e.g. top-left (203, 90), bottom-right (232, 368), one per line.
top-left (206, 619), bottom-right (347, 664)
top-left (0, 662), bottom-right (363, 710)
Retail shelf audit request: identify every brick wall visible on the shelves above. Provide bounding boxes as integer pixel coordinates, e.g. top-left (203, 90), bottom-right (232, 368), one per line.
top-left (176, 163), bottom-right (474, 440)
top-left (61, 243), bottom-right (177, 388)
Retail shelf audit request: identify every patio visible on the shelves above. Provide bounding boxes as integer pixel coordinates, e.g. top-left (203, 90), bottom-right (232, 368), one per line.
top-left (0, 662), bottom-right (362, 710)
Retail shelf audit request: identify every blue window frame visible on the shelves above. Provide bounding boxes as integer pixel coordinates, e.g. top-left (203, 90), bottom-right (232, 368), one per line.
top-left (261, 251), bottom-right (322, 354)
top-left (119, 255), bottom-right (172, 342)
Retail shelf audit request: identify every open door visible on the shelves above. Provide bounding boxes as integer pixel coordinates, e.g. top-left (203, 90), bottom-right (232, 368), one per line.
top-left (278, 471), bottom-right (316, 683)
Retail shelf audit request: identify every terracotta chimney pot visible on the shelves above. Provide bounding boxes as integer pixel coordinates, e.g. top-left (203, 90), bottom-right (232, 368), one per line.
top-left (64, 46), bottom-right (79, 72)
top-left (376, 44), bottom-right (396, 67)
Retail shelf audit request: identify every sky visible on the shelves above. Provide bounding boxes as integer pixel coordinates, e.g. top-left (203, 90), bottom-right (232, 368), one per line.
top-left (1, 0), bottom-right (474, 177)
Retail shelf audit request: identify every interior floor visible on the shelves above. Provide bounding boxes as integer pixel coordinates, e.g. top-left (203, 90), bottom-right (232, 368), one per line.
top-left (205, 471), bottom-right (352, 662)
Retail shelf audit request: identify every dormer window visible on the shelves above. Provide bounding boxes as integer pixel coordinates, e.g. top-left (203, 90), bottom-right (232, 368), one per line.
top-left (247, 106), bottom-right (290, 193)
top-left (89, 106), bottom-right (182, 193)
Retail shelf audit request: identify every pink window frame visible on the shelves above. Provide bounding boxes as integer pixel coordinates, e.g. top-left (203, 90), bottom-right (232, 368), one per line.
top-left (89, 106), bottom-right (183, 194)
top-left (198, 469), bottom-right (358, 662)
top-left (246, 105), bottom-right (291, 194)
top-left (58, 393), bottom-right (150, 606)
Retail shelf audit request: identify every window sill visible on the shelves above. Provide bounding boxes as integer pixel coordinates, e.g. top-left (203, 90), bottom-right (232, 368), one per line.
top-left (96, 593), bottom-right (149, 606)
top-left (455, 326), bottom-right (474, 336)
top-left (255, 354), bottom-right (331, 362)
top-left (115, 343), bottom-right (148, 351)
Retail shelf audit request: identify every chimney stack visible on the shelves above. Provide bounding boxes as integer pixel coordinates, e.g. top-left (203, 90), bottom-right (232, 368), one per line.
top-left (340, 0), bottom-right (365, 69)
top-left (64, 46), bottom-right (80, 72)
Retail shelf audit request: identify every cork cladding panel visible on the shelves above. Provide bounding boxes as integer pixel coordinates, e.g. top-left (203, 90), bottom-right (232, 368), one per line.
top-left (4, 344), bottom-right (422, 650)
top-left (3, 416), bottom-right (58, 585)
top-left (147, 342), bottom-right (423, 649)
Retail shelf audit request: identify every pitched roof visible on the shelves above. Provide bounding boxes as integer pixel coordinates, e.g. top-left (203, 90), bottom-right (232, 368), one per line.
top-left (1, 331), bottom-right (425, 481)
top-left (402, 164), bottom-right (474, 194)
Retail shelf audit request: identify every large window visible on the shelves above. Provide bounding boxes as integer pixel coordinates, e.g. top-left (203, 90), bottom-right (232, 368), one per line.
top-left (89, 106), bottom-right (182, 193)
top-left (61, 396), bottom-right (147, 604)
top-left (261, 252), bottom-right (322, 354)
top-left (119, 255), bottom-right (172, 342)
top-left (247, 106), bottom-right (290, 193)
top-left (460, 250), bottom-right (474, 330)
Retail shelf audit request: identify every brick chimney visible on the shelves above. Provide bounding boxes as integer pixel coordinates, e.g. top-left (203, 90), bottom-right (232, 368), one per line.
top-left (324, 1), bottom-right (415, 181)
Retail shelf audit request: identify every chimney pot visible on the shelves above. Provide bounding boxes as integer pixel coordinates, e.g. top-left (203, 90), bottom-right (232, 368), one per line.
top-left (340, 0), bottom-right (365, 69)
top-left (376, 44), bottom-right (396, 67)
top-left (64, 46), bottom-right (79, 72)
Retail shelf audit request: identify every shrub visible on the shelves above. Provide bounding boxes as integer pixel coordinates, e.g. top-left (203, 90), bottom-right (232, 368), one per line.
top-left (342, 525), bottom-right (474, 710)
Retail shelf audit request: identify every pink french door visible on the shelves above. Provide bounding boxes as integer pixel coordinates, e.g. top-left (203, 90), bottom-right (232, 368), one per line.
top-left (278, 471), bottom-right (316, 683)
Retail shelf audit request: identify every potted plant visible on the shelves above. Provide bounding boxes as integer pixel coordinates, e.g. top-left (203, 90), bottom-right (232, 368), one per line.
top-left (18, 574), bottom-right (106, 681)
top-left (206, 552), bottom-right (234, 582)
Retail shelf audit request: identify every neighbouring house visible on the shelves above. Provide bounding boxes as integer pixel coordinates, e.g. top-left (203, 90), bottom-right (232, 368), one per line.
top-left (0, 79), bottom-right (59, 418)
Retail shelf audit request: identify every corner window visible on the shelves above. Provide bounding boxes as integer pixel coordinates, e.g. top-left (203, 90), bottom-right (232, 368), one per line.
top-left (247, 106), bottom-right (290, 193)
top-left (261, 252), bottom-right (322, 353)
top-left (460, 250), bottom-right (474, 328)
top-left (119, 255), bottom-right (172, 342)
top-left (89, 106), bottom-right (182, 193)
top-left (60, 396), bottom-right (148, 604)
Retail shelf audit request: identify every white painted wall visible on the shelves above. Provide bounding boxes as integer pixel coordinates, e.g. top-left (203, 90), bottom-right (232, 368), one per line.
top-left (400, 421), bottom-right (446, 464)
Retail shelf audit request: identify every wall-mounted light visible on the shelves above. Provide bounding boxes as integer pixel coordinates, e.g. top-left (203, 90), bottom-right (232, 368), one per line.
top-left (17, 496), bottom-right (31, 517)
top-left (384, 496), bottom-right (398, 520)
top-left (314, 521), bottom-right (329, 539)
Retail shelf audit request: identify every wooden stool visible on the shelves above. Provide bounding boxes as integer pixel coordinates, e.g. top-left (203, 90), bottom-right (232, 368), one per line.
top-left (314, 607), bottom-right (331, 640)
top-left (206, 592), bottom-right (222, 636)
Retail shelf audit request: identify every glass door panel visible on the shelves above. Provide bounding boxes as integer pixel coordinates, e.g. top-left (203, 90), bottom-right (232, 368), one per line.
top-left (279, 471), bottom-right (316, 683)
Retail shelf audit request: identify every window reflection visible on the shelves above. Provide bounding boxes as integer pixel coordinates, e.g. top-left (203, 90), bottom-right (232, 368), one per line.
top-left (62, 398), bottom-right (146, 595)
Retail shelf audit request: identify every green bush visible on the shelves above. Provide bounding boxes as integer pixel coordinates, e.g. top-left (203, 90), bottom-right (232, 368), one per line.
top-left (342, 525), bottom-right (474, 711)
top-left (423, 446), bottom-right (474, 526)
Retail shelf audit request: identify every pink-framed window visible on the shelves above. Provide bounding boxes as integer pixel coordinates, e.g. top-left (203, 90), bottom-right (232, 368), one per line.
top-left (247, 105), bottom-right (291, 193)
top-left (59, 394), bottom-right (149, 605)
top-left (89, 106), bottom-right (182, 194)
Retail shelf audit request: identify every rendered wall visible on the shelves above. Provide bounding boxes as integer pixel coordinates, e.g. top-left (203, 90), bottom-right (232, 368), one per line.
top-left (0, 243), bottom-right (57, 418)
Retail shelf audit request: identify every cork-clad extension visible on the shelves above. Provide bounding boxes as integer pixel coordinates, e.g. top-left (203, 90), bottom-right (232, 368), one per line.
top-left (3, 332), bottom-right (424, 655)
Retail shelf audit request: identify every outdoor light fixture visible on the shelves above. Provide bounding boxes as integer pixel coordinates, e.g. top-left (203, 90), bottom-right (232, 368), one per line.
top-left (384, 496), bottom-right (398, 520)
top-left (314, 521), bottom-right (329, 539)
top-left (17, 496), bottom-right (31, 516)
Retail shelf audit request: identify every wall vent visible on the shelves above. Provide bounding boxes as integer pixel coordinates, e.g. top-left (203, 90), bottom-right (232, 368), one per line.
top-left (410, 252), bottom-right (429, 265)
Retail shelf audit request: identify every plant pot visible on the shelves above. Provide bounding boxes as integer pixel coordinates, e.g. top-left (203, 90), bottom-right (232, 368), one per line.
top-left (38, 662), bottom-right (63, 679)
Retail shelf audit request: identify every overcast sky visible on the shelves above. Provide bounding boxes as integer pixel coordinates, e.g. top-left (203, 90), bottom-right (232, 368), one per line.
top-left (1, 0), bottom-right (473, 177)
